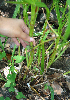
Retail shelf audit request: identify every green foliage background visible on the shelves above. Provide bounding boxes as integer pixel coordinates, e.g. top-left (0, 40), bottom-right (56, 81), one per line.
top-left (0, 0), bottom-right (70, 99)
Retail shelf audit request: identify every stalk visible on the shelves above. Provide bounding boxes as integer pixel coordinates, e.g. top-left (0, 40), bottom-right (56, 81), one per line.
top-left (28, 2), bottom-right (39, 67)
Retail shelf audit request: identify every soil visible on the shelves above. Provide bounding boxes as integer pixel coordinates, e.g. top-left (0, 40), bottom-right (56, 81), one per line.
top-left (0, 0), bottom-right (70, 100)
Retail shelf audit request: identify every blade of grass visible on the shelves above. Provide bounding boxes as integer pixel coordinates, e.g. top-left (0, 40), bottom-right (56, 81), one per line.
top-left (38, 45), bottom-right (41, 66)
top-left (25, 48), bottom-right (28, 66)
top-left (12, 0), bottom-right (20, 18)
top-left (40, 42), bottom-right (45, 74)
top-left (54, 41), bottom-right (69, 62)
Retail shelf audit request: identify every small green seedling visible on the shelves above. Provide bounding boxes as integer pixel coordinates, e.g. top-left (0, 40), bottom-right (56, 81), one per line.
top-left (44, 84), bottom-right (54, 100)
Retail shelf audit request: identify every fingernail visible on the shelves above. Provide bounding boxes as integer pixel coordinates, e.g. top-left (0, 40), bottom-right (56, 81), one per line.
top-left (30, 37), bottom-right (35, 46)
top-left (30, 37), bottom-right (33, 42)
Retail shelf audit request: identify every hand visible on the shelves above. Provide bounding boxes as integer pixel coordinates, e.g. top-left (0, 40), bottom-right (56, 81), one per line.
top-left (0, 17), bottom-right (35, 48)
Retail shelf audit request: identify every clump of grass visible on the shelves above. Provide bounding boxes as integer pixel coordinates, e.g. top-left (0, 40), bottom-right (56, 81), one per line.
top-left (0, 0), bottom-right (70, 99)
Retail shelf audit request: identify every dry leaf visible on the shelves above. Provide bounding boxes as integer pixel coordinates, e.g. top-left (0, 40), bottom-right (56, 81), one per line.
top-left (51, 82), bottom-right (63, 95)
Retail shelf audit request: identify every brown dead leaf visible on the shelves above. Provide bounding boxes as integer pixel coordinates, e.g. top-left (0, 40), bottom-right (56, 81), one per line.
top-left (66, 80), bottom-right (70, 90)
top-left (47, 73), bottom-right (61, 79)
top-left (51, 82), bottom-right (63, 95)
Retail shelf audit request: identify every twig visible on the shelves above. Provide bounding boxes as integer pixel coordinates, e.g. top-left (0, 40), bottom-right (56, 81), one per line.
top-left (30, 85), bottom-right (45, 100)
top-left (46, 19), bottom-right (59, 36)
top-left (33, 81), bottom-right (48, 88)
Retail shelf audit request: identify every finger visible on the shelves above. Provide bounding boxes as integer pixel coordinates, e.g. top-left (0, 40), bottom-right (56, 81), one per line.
top-left (20, 32), bottom-right (35, 46)
top-left (30, 37), bottom-right (35, 46)
top-left (12, 38), bottom-right (20, 46)
top-left (21, 21), bottom-right (29, 35)
top-left (18, 38), bottom-right (27, 48)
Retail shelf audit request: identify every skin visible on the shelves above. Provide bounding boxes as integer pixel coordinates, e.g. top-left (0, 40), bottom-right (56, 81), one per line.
top-left (0, 17), bottom-right (35, 48)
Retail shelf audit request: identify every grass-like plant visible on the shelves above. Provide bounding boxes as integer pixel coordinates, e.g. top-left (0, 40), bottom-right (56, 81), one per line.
top-left (0, 0), bottom-right (70, 99)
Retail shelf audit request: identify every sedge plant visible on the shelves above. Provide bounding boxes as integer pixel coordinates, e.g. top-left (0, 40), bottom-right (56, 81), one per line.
top-left (0, 0), bottom-right (70, 99)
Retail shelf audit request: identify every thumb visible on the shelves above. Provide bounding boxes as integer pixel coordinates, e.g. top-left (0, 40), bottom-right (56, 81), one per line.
top-left (20, 32), bottom-right (35, 46)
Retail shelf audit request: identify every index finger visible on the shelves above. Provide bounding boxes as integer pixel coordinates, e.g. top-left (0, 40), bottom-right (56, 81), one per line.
top-left (21, 21), bottom-right (29, 35)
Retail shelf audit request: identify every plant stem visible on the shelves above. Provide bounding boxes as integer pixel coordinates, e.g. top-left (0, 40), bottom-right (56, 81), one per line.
top-left (28, 3), bottom-right (39, 67)
top-left (0, 74), bottom-right (6, 82)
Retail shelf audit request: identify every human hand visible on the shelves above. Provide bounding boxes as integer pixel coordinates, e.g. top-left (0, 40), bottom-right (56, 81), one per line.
top-left (0, 17), bottom-right (35, 48)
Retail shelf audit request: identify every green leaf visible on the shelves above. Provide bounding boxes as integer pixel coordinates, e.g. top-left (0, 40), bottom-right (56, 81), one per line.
top-left (43, 30), bottom-right (49, 41)
top-left (7, 74), bottom-right (12, 80)
top-left (67, 0), bottom-right (70, 6)
top-left (0, 34), bottom-right (7, 37)
top-left (48, 86), bottom-right (54, 100)
top-left (60, 7), bottom-right (64, 13)
top-left (23, 74), bottom-right (26, 80)
top-left (64, 9), bottom-right (70, 41)
top-left (10, 82), bottom-right (16, 87)
top-left (54, 44), bottom-right (67, 62)
top-left (0, 51), bottom-right (6, 60)
top-left (6, 0), bottom-right (48, 8)
top-left (7, 73), bottom-right (16, 82)
top-left (13, 55), bottom-right (26, 63)
top-left (9, 86), bottom-right (15, 92)
top-left (5, 80), bottom-right (11, 87)
top-left (40, 42), bottom-right (45, 74)
top-left (37, 45), bottom-right (41, 66)
top-left (16, 92), bottom-right (26, 99)
top-left (23, 0), bottom-right (35, 5)
top-left (0, 96), bottom-right (4, 100)
top-left (44, 84), bottom-right (48, 90)
top-left (44, 84), bottom-right (54, 100)
top-left (33, 32), bottom-right (43, 36)
top-left (33, 67), bottom-right (39, 71)
top-left (35, 1), bottom-right (47, 7)
top-left (63, 71), bottom-right (70, 75)
top-left (6, 1), bottom-right (34, 5)
top-left (12, 3), bottom-right (20, 18)
top-left (5, 97), bottom-right (10, 100)
top-left (5, 73), bottom-right (16, 88)
top-left (9, 66), bottom-right (15, 72)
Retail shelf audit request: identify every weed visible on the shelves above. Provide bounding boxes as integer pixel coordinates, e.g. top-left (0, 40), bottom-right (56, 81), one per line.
top-left (0, 0), bottom-right (70, 99)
